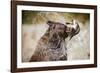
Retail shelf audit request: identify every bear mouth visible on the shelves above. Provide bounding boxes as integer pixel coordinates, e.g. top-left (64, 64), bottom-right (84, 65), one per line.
top-left (48, 33), bottom-right (63, 50)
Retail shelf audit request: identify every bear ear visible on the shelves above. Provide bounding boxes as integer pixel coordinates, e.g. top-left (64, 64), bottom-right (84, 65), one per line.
top-left (47, 21), bottom-right (53, 26)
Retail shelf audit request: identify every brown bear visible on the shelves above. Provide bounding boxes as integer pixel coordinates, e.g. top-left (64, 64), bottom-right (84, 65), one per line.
top-left (30, 20), bottom-right (80, 62)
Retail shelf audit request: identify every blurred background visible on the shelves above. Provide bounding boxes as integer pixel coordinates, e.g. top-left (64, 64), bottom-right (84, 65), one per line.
top-left (22, 10), bottom-right (90, 62)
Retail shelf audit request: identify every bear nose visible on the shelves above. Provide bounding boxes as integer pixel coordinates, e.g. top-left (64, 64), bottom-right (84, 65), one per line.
top-left (65, 20), bottom-right (80, 40)
top-left (66, 20), bottom-right (80, 32)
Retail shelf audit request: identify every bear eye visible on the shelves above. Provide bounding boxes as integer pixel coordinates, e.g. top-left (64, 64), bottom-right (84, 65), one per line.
top-left (52, 25), bottom-right (55, 29)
